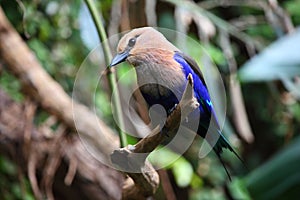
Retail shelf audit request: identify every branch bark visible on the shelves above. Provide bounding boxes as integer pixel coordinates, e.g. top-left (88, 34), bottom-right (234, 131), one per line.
top-left (111, 75), bottom-right (199, 199)
top-left (0, 89), bottom-right (122, 200)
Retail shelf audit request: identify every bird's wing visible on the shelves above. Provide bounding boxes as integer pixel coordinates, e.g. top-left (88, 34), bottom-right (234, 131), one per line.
top-left (173, 51), bottom-right (223, 132)
top-left (173, 51), bottom-right (213, 117)
top-left (175, 51), bottom-right (207, 87)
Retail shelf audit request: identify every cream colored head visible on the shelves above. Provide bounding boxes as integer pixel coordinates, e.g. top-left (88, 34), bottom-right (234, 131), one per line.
top-left (110, 27), bottom-right (179, 66)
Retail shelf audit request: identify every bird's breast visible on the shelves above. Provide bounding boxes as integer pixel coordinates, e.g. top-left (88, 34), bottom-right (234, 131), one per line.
top-left (133, 55), bottom-right (186, 109)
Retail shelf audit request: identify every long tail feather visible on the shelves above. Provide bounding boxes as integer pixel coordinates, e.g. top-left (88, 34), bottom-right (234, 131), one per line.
top-left (213, 132), bottom-right (246, 181)
top-left (218, 132), bottom-right (247, 166)
top-left (215, 151), bottom-right (232, 181)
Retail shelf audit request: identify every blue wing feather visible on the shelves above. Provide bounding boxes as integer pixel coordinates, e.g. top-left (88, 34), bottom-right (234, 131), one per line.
top-left (173, 52), bottom-right (243, 180)
top-left (173, 52), bottom-right (213, 119)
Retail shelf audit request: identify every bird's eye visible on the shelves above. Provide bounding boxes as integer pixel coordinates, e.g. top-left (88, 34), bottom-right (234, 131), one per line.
top-left (128, 37), bottom-right (136, 47)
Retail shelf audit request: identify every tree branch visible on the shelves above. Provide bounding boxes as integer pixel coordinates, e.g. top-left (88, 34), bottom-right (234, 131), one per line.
top-left (111, 74), bottom-right (199, 199)
top-left (0, 6), bottom-right (117, 164)
top-left (0, 89), bottom-right (122, 200)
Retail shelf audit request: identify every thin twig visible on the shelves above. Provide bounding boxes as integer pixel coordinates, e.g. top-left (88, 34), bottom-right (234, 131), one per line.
top-left (230, 15), bottom-right (266, 31)
top-left (23, 99), bottom-right (36, 157)
top-left (164, 0), bottom-right (264, 50)
top-left (42, 129), bottom-right (66, 200)
top-left (219, 31), bottom-right (254, 143)
top-left (64, 155), bottom-right (78, 185)
top-left (84, 0), bottom-right (128, 147)
top-left (28, 152), bottom-right (42, 199)
top-left (198, 0), bottom-right (263, 10)
top-left (266, 0), bottom-right (294, 36)
top-left (108, 0), bottom-right (122, 44)
top-left (158, 170), bottom-right (177, 200)
top-left (145, 0), bottom-right (157, 26)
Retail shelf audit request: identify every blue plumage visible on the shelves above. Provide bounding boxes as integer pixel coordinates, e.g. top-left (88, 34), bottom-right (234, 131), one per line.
top-left (173, 52), bottom-right (213, 118)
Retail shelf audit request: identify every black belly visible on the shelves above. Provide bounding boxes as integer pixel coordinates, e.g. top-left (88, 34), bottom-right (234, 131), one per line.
top-left (140, 83), bottom-right (180, 114)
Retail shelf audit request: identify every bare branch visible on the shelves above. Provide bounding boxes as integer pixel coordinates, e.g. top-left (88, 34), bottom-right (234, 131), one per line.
top-left (265, 0), bottom-right (295, 36)
top-left (219, 31), bottom-right (254, 143)
top-left (111, 74), bottom-right (199, 199)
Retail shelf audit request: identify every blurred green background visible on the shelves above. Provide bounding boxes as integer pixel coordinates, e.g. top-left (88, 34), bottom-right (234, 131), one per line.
top-left (0, 0), bottom-right (300, 199)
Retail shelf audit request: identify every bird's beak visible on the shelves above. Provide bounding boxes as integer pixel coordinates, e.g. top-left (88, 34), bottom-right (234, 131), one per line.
top-left (109, 50), bottom-right (129, 67)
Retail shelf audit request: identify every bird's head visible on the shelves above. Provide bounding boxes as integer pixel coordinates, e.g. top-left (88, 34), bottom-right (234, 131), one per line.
top-left (109, 27), bottom-right (178, 67)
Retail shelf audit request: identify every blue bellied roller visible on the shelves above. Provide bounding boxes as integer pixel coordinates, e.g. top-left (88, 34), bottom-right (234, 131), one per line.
top-left (110, 27), bottom-right (243, 180)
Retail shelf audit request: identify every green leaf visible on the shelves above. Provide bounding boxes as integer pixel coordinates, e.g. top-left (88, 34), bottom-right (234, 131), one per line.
top-left (0, 71), bottom-right (24, 102)
top-left (228, 178), bottom-right (251, 200)
top-left (172, 158), bottom-right (194, 187)
top-left (190, 174), bottom-right (204, 189)
top-left (239, 29), bottom-right (300, 82)
top-left (148, 148), bottom-right (193, 187)
top-left (148, 147), bottom-right (180, 169)
top-left (245, 136), bottom-right (300, 199)
top-left (0, 156), bottom-right (16, 176)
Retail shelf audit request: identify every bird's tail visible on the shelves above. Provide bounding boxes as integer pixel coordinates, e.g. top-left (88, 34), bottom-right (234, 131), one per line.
top-left (212, 131), bottom-right (245, 181)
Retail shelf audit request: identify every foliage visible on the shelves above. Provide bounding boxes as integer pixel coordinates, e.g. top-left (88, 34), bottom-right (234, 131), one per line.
top-left (0, 156), bottom-right (34, 200)
top-left (245, 136), bottom-right (300, 199)
top-left (239, 29), bottom-right (300, 82)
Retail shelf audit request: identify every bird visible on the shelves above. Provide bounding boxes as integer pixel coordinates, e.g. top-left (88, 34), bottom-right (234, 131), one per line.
top-left (109, 27), bottom-right (242, 180)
